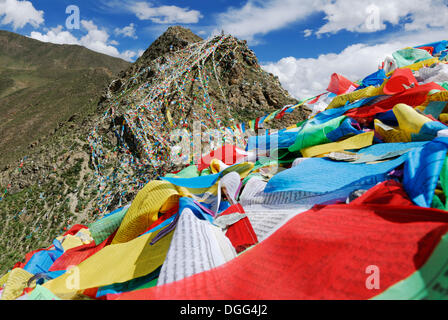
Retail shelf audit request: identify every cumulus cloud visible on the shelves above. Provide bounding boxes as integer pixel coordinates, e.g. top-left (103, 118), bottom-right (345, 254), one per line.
top-left (0, 0), bottom-right (44, 30)
top-left (316, 0), bottom-right (448, 35)
top-left (120, 50), bottom-right (139, 61)
top-left (30, 20), bottom-right (143, 62)
top-left (114, 22), bottom-right (137, 39)
top-left (262, 29), bottom-right (448, 100)
top-left (263, 43), bottom-right (395, 99)
top-left (215, 0), bottom-right (322, 43)
top-left (30, 25), bottom-right (78, 45)
top-left (128, 1), bottom-right (202, 24)
top-left (215, 0), bottom-right (448, 42)
top-left (216, 0), bottom-right (448, 99)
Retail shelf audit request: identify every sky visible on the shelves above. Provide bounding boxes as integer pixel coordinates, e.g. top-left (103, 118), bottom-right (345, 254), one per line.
top-left (1, 0), bottom-right (448, 100)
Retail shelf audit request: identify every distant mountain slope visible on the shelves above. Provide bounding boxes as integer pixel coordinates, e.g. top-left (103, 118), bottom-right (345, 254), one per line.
top-left (0, 30), bottom-right (130, 167)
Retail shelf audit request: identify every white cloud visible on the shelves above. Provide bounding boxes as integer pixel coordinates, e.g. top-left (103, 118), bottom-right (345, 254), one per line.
top-left (262, 29), bottom-right (448, 100)
top-left (303, 29), bottom-right (313, 37)
top-left (215, 0), bottom-right (323, 43)
top-left (218, 0), bottom-right (448, 99)
top-left (120, 50), bottom-right (138, 61)
top-left (316, 0), bottom-right (448, 36)
top-left (30, 20), bottom-right (142, 62)
top-left (214, 0), bottom-right (448, 43)
top-left (30, 25), bottom-right (78, 45)
top-left (0, 0), bottom-right (44, 30)
top-left (114, 22), bottom-right (137, 39)
top-left (128, 1), bottom-right (202, 24)
top-left (263, 43), bottom-right (395, 99)
top-left (78, 20), bottom-right (124, 58)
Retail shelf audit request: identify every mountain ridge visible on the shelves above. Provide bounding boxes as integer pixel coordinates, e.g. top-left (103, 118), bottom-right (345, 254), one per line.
top-left (0, 29), bottom-right (130, 168)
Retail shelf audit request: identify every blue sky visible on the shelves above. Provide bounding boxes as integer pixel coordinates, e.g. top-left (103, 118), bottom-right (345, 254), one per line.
top-left (1, 0), bottom-right (448, 99)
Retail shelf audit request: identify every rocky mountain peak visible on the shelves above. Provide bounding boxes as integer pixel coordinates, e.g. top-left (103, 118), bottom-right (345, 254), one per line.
top-left (138, 26), bottom-right (203, 63)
